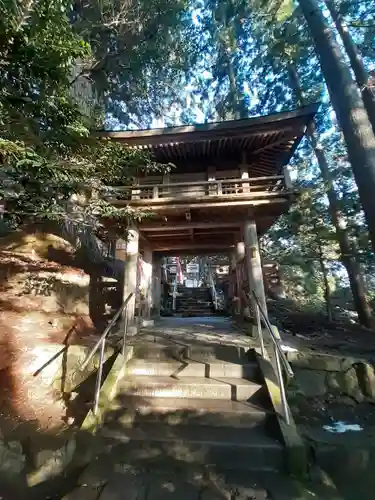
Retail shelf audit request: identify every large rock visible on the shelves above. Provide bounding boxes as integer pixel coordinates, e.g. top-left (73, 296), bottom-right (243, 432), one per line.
top-left (342, 367), bottom-right (364, 403)
top-left (27, 438), bottom-right (76, 487)
top-left (356, 362), bottom-right (375, 400)
top-left (0, 440), bottom-right (26, 475)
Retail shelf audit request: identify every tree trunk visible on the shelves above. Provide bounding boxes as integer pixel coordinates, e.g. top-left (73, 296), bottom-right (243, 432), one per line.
top-left (317, 242), bottom-right (333, 321)
top-left (218, 3), bottom-right (247, 120)
top-left (288, 64), bottom-right (374, 327)
top-left (325, 0), bottom-right (375, 135)
top-left (299, 0), bottom-right (375, 257)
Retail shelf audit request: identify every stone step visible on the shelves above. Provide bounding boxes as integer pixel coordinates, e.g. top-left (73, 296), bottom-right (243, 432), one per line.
top-left (132, 342), bottom-right (248, 363)
top-left (177, 303), bottom-right (212, 307)
top-left (98, 423), bottom-right (283, 471)
top-left (176, 303), bottom-right (213, 308)
top-left (117, 376), bottom-right (264, 401)
top-left (125, 358), bottom-right (258, 379)
top-left (105, 396), bottom-right (271, 429)
top-left (78, 460), bottom-right (342, 500)
top-left (177, 297), bottom-right (211, 300)
top-left (177, 298), bottom-right (211, 302)
top-left (177, 311), bottom-right (214, 315)
top-left (179, 313), bottom-right (216, 317)
top-left (176, 305), bottom-right (213, 309)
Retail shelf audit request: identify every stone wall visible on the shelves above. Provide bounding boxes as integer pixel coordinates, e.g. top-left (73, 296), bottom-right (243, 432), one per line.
top-left (286, 351), bottom-right (375, 403)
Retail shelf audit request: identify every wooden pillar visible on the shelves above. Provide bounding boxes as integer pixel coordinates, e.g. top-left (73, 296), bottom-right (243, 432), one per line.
top-left (162, 173), bottom-right (170, 197)
top-left (235, 242), bottom-right (246, 316)
top-left (230, 251), bottom-right (237, 271)
top-left (152, 257), bottom-right (162, 316)
top-left (244, 220), bottom-right (267, 318)
top-left (284, 165), bottom-right (293, 189)
top-left (240, 156), bottom-right (250, 193)
top-left (123, 228), bottom-right (139, 326)
top-left (207, 165), bottom-right (216, 195)
top-left (143, 246), bottom-right (153, 319)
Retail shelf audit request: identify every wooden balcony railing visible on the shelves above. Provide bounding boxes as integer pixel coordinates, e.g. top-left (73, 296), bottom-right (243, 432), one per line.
top-left (113, 170), bottom-right (293, 203)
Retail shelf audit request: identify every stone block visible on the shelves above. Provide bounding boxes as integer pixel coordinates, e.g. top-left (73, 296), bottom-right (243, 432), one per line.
top-left (52, 344), bottom-right (115, 393)
top-left (288, 352), bottom-right (353, 372)
top-left (294, 368), bottom-right (327, 398)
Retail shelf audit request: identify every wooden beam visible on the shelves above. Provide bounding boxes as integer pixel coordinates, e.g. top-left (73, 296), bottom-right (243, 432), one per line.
top-left (151, 242), bottom-right (233, 252)
top-left (155, 248), bottom-right (230, 257)
top-left (114, 198), bottom-right (290, 211)
top-left (147, 232), bottom-right (190, 238)
top-left (140, 221), bottom-right (242, 232)
top-left (248, 137), bottom-right (296, 157)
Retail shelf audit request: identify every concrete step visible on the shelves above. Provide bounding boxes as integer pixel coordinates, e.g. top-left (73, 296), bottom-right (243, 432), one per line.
top-left (117, 376), bottom-right (264, 401)
top-left (98, 422), bottom-right (283, 471)
top-left (105, 396), bottom-right (271, 429)
top-left (125, 358), bottom-right (258, 379)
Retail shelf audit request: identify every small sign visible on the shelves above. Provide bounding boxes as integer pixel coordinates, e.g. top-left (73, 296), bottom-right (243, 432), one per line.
top-left (116, 240), bottom-right (127, 250)
top-left (186, 263), bottom-right (199, 274)
top-left (169, 266), bottom-right (177, 274)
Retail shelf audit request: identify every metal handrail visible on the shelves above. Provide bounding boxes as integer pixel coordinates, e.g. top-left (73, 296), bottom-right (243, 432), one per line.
top-left (208, 266), bottom-right (218, 310)
top-left (251, 290), bottom-right (293, 425)
top-left (80, 292), bottom-right (134, 415)
top-left (172, 278), bottom-right (178, 312)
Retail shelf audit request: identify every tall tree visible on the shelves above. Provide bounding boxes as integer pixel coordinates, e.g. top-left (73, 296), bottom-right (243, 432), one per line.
top-left (296, 0), bottom-right (375, 257)
top-left (71, 0), bottom-right (197, 127)
top-left (325, 0), bottom-right (375, 134)
top-left (288, 63), bottom-right (374, 327)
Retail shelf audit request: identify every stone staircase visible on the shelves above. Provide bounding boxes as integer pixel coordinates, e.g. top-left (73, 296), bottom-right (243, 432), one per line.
top-left (175, 286), bottom-right (215, 317)
top-left (76, 337), bottom-right (291, 498)
top-left (70, 320), bottom-right (344, 499)
top-left (99, 339), bottom-right (282, 472)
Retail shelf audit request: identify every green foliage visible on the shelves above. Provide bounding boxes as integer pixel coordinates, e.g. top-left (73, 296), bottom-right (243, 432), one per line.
top-left (0, 0), bottom-right (163, 239)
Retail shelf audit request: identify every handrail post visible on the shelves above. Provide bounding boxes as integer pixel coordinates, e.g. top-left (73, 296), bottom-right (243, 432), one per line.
top-left (274, 346), bottom-right (290, 425)
top-left (172, 279), bottom-right (177, 312)
top-left (255, 303), bottom-right (265, 358)
top-left (93, 338), bottom-right (106, 415)
top-left (122, 307), bottom-right (128, 356)
top-left (251, 290), bottom-right (293, 425)
top-left (79, 292), bottom-right (134, 417)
